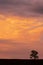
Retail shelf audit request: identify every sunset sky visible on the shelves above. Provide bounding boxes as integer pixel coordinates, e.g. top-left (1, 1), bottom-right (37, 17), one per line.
top-left (0, 0), bottom-right (43, 59)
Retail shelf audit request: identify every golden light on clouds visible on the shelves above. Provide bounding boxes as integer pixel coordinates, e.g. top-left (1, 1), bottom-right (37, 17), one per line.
top-left (0, 14), bottom-right (43, 42)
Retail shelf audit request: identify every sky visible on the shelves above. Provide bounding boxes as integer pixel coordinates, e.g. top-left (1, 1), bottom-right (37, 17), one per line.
top-left (0, 0), bottom-right (43, 59)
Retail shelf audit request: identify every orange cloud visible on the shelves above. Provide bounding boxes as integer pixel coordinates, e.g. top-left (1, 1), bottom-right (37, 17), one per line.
top-left (0, 14), bottom-right (43, 43)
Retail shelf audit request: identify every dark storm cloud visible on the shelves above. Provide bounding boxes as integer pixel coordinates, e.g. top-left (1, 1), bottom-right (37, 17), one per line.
top-left (0, 0), bottom-right (43, 17)
top-left (32, 0), bottom-right (43, 14)
top-left (34, 7), bottom-right (43, 14)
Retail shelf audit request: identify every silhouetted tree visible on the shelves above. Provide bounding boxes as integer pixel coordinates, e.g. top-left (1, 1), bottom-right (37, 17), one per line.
top-left (30, 50), bottom-right (39, 59)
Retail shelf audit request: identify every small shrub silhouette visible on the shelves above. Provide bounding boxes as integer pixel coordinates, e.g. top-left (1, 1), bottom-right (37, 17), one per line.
top-left (30, 50), bottom-right (39, 59)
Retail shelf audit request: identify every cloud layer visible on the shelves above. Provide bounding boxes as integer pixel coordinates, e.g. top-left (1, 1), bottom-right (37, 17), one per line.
top-left (0, 0), bottom-right (43, 17)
